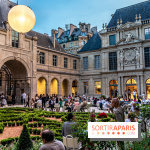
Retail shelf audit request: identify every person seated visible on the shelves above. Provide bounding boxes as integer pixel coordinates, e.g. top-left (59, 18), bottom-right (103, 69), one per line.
top-left (65, 100), bottom-right (71, 112)
top-left (130, 103), bottom-right (136, 112)
top-left (7, 95), bottom-right (12, 105)
top-left (125, 113), bottom-right (136, 122)
top-left (1, 97), bottom-right (7, 107)
top-left (103, 99), bottom-right (111, 113)
top-left (62, 113), bottom-right (76, 137)
top-left (88, 111), bottom-right (97, 122)
top-left (73, 99), bottom-right (80, 111)
top-left (40, 129), bottom-right (65, 150)
top-left (80, 99), bottom-right (87, 112)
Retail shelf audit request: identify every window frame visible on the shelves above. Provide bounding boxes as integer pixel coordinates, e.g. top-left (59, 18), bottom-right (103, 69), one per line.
top-left (64, 57), bottom-right (68, 68)
top-left (109, 34), bottom-right (116, 46)
top-left (12, 30), bottom-right (19, 48)
top-left (73, 60), bottom-right (77, 70)
top-left (95, 81), bottom-right (101, 94)
top-left (144, 47), bottom-right (150, 67)
top-left (53, 55), bottom-right (57, 66)
top-left (109, 52), bottom-right (117, 71)
top-left (94, 55), bottom-right (100, 69)
top-left (145, 28), bottom-right (150, 40)
top-left (83, 57), bottom-right (88, 70)
top-left (40, 52), bottom-right (45, 64)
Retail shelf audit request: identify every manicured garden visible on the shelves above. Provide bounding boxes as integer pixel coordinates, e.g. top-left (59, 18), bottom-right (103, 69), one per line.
top-left (0, 105), bottom-right (149, 150)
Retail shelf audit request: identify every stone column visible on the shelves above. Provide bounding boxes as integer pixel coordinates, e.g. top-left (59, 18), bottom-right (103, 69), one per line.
top-left (121, 76), bottom-right (124, 95)
top-left (136, 27), bottom-right (138, 38)
top-left (137, 75), bottom-right (140, 97)
top-left (140, 75), bottom-right (144, 95)
top-left (116, 31), bottom-right (119, 43)
top-left (140, 46), bottom-right (144, 69)
top-left (118, 76), bottom-right (121, 96)
top-left (68, 82), bottom-right (72, 97)
top-left (47, 76), bottom-right (50, 95)
top-left (58, 78), bottom-right (62, 98)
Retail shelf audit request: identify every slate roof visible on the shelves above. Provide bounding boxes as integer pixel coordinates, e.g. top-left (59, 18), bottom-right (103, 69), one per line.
top-left (0, 0), bottom-right (64, 51)
top-left (108, 0), bottom-right (150, 28)
top-left (78, 32), bottom-right (101, 53)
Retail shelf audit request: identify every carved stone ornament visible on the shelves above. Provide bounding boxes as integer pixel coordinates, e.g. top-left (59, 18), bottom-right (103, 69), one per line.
top-left (124, 49), bottom-right (136, 65)
top-left (126, 23), bottom-right (130, 28)
top-left (125, 33), bottom-right (133, 43)
top-left (119, 50), bottom-right (124, 64)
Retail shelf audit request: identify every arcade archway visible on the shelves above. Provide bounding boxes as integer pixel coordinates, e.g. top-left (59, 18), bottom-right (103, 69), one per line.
top-left (72, 80), bottom-right (77, 97)
top-left (109, 80), bottom-right (118, 99)
top-left (0, 59), bottom-right (29, 104)
top-left (126, 79), bottom-right (137, 100)
top-left (51, 78), bottom-right (58, 97)
top-left (37, 77), bottom-right (46, 96)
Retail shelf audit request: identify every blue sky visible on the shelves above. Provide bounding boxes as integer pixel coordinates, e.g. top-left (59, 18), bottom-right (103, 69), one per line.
top-left (11, 0), bottom-right (147, 35)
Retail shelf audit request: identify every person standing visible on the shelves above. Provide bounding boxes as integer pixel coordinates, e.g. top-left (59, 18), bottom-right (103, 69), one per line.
top-left (22, 92), bottom-right (26, 106)
top-left (99, 98), bottom-right (102, 110)
top-left (115, 89), bottom-right (118, 98)
top-left (42, 94), bottom-right (46, 109)
top-left (142, 92), bottom-right (146, 104)
top-left (128, 89), bottom-right (131, 100)
top-left (133, 90), bottom-right (136, 100)
top-left (111, 98), bottom-right (125, 150)
top-left (124, 90), bottom-right (127, 100)
top-left (12, 93), bottom-right (16, 105)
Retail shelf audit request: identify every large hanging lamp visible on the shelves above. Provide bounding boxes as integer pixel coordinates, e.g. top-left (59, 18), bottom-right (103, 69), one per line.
top-left (8, 5), bottom-right (36, 33)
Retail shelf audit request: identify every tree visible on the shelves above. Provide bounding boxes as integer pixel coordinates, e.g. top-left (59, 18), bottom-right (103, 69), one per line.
top-left (16, 124), bottom-right (33, 150)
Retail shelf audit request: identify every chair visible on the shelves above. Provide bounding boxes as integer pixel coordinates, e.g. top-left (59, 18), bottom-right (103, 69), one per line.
top-left (74, 105), bottom-right (81, 112)
top-left (63, 135), bottom-right (80, 150)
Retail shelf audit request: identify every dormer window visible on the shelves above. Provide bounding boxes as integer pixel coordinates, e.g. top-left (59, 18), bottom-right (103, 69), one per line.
top-left (67, 30), bottom-right (70, 35)
top-left (82, 32), bottom-right (85, 36)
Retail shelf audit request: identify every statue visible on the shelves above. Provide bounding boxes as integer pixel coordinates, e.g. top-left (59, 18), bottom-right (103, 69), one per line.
top-left (136, 48), bottom-right (140, 64)
top-left (119, 50), bottom-right (124, 64)
top-left (125, 33), bottom-right (132, 43)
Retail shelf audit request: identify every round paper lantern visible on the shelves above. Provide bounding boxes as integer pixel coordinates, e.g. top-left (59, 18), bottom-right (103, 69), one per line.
top-left (8, 5), bottom-right (36, 33)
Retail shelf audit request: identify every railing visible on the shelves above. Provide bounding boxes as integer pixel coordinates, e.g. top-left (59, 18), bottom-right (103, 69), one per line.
top-left (142, 19), bottom-right (150, 25)
top-left (107, 27), bottom-right (117, 32)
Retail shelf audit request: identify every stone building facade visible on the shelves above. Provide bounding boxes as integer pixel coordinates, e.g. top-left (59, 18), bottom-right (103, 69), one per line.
top-left (0, 0), bottom-right (80, 103)
top-left (78, 0), bottom-right (150, 99)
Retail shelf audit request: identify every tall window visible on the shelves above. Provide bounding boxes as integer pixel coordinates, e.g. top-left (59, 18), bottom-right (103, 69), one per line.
top-left (145, 28), bottom-right (150, 40)
top-left (84, 82), bottom-right (88, 95)
top-left (109, 35), bottom-right (116, 45)
top-left (94, 55), bottom-right (100, 69)
top-left (95, 81), bottom-right (101, 94)
top-left (53, 55), bottom-right (57, 66)
top-left (12, 30), bottom-right (19, 48)
top-left (83, 57), bottom-right (88, 70)
top-left (40, 52), bottom-right (45, 64)
top-left (73, 60), bottom-right (77, 70)
top-left (144, 47), bottom-right (150, 67)
top-left (64, 58), bottom-right (68, 68)
top-left (109, 52), bottom-right (117, 70)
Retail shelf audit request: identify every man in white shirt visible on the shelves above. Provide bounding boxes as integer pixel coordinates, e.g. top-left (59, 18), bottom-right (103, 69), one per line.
top-left (22, 92), bottom-right (26, 106)
top-left (133, 90), bottom-right (136, 100)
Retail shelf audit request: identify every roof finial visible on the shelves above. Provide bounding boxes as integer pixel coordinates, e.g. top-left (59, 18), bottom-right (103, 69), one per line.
top-left (135, 14), bottom-right (138, 22)
top-left (105, 23), bottom-right (107, 28)
top-left (120, 18), bottom-right (122, 25)
top-left (139, 14), bottom-right (141, 21)
top-left (17, 0), bottom-right (18, 5)
top-left (117, 19), bottom-right (120, 25)
top-left (102, 23), bottom-right (104, 29)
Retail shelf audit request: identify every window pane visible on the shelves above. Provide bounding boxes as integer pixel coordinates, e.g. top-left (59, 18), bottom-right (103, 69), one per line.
top-left (83, 57), bottom-right (88, 70)
top-left (145, 28), bottom-right (150, 40)
top-left (83, 82), bottom-right (88, 94)
top-left (109, 35), bottom-right (116, 45)
top-left (109, 52), bottom-right (117, 70)
top-left (94, 55), bottom-right (100, 69)
top-left (144, 47), bottom-right (150, 67)
top-left (12, 30), bottom-right (19, 48)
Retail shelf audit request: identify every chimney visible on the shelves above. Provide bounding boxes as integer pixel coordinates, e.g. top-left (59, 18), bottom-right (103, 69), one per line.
top-left (51, 29), bottom-right (58, 49)
top-left (69, 24), bottom-right (77, 37)
top-left (58, 27), bottom-right (64, 38)
top-left (86, 24), bottom-right (91, 33)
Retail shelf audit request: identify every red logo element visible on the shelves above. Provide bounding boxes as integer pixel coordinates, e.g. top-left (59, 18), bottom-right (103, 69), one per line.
top-left (112, 132), bottom-right (115, 135)
top-left (97, 132), bottom-right (100, 135)
top-left (107, 132), bottom-right (110, 135)
top-left (117, 132), bottom-right (120, 135)
top-left (102, 132), bottom-right (105, 135)
top-left (122, 132), bottom-right (125, 135)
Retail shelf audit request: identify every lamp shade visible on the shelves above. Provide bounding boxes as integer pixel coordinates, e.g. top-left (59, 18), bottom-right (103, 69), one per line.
top-left (8, 5), bottom-right (36, 33)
